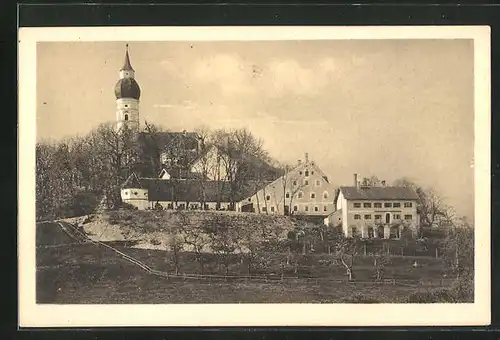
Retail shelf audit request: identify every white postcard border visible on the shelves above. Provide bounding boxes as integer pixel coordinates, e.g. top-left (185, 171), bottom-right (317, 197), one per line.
top-left (18, 26), bottom-right (491, 327)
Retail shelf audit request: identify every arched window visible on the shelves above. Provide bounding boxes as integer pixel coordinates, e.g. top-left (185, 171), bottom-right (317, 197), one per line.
top-left (323, 191), bottom-right (329, 199)
top-left (124, 114), bottom-right (129, 121)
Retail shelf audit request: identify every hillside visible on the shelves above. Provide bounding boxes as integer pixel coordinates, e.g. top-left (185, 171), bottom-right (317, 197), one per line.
top-left (69, 209), bottom-right (297, 251)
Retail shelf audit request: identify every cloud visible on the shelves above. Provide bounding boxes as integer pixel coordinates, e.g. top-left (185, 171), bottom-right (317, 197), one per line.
top-left (153, 100), bottom-right (197, 110)
top-left (192, 54), bottom-right (255, 95)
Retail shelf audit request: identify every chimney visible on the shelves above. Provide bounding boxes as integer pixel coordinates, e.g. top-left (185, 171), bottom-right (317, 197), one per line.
top-left (354, 173), bottom-right (358, 188)
top-left (305, 152), bottom-right (309, 164)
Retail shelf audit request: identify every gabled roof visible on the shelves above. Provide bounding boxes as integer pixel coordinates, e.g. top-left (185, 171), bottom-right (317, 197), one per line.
top-left (142, 178), bottom-right (272, 203)
top-left (121, 173), bottom-right (145, 189)
top-left (339, 186), bottom-right (419, 200)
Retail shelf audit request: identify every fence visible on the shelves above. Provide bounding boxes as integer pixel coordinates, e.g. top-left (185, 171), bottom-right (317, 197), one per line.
top-left (54, 222), bottom-right (455, 288)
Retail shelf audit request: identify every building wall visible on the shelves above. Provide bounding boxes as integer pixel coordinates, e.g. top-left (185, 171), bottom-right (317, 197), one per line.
top-left (343, 198), bottom-right (419, 238)
top-left (151, 200), bottom-right (236, 211)
top-left (116, 98), bottom-right (140, 132)
top-left (121, 188), bottom-right (148, 201)
top-left (240, 162), bottom-right (336, 217)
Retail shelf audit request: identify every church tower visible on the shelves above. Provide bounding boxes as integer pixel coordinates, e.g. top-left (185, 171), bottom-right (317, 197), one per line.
top-left (114, 44), bottom-right (141, 132)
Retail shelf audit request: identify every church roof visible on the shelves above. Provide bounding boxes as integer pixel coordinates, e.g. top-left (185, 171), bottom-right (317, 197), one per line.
top-left (120, 44), bottom-right (134, 71)
top-left (141, 178), bottom-right (271, 203)
top-left (338, 186), bottom-right (419, 201)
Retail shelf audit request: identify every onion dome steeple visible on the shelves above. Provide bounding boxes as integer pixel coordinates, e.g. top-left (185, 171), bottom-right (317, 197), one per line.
top-left (114, 44), bottom-right (141, 100)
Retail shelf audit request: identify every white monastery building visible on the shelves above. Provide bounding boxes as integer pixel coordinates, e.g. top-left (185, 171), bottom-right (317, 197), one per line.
top-left (325, 174), bottom-right (420, 239)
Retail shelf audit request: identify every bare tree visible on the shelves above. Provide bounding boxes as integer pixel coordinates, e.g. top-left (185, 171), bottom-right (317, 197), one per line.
top-left (393, 177), bottom-right (456, 234)
top-left (202, 214), bottom-right (239, 276)
top-left (371, 252), bottom-right (390, 281)
top-left (176, 211), bottom-right (210, 274)
top-left (333, 234), bottom-right (358, 281)
top-left (215, 128), bottom-right (269, 211)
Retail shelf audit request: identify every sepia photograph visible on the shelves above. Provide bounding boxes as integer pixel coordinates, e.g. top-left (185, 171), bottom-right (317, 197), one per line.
top-left (18, 26), bottom-right (490, 327)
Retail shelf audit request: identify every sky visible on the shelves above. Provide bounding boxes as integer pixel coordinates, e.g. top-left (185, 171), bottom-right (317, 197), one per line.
top-left (37, 40), bottom-right (475, 219)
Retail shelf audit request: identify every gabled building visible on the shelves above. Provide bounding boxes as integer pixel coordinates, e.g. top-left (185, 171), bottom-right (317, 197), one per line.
top-left (325, 174), bottom-right (420, 239)
top-left (238, 153), bottom-right (337, 220)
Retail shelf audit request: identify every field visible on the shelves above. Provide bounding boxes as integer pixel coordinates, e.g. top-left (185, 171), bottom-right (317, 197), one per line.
top-left (36, 221), bottom-right (468, 304)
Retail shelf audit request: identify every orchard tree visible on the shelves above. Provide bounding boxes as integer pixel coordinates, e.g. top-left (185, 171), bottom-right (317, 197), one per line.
top-left (202, 214), bottom-right (239, 276)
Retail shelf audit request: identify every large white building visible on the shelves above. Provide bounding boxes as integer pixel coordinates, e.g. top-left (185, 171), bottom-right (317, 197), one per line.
top-left (238, 154), bottom-right (337, 219)
top-left (325, 174), bottom-right (420, 239)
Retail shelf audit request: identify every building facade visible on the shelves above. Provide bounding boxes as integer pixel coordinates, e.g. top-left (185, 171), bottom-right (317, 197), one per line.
top-left (239, 154), bottom-right (337, 218)
top-left (325, 174), bottom-right (420, 239)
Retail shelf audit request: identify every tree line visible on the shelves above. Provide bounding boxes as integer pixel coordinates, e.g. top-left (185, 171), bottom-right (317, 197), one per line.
top-left (36, 122), bottom-right (280, 221)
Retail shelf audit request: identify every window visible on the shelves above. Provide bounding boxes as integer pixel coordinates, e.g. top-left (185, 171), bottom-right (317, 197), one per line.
top-left (133, 191), bottom-right (138, 195)
top-left (363, 202), bottom-right (372, 208)
top-left (293, 181), bottom-right (297, 186)
top-left (305, 170), bottom-right (309, 177)
top-left (364, 214), bottom-right (372, 220)
top-left (311, 171), bottom-right (314, 175)
top-left (285, 192), bottom-right (290, 198)
top-left (314, 206), bottom-right (319, 212)
top-left (304, 180), bottom-right (309, 185)
top-left (316, 180), bottom-right (321, 186)
top-left (375, 214), bottom-right (382, 220)
top-left (404, 214), bottom-right (413, 220)
top-left (262, 207), bottom-right (267, 212)
top-left (124, 104), bottom-right (129, 108)
top-left (266, 195), bottom-right (271, 201)
top-left (384, 202), bottom-right (392, 208)
top-left (354, 214), bottom-right (361, 220)
top-left (354, 202), bottom-right (361, 208)
top-left (323, 192), bottom-right (328, 199)
top-left (305, 206), bottom-right (309, 212)
top-left (311, 193), bottom-right (316, 199)
top-left (323, 206), bottom-right (327, 211)
top-left (298, 192), bottom-right (303, 199)
top-left (374, 202), bottom-right (382, 208)
top-left (144, 193), bottom-right (147, 197)
top-left (124, 114), bottom-right (129, 121)
top-left (248, 198), bottom-right (251, 202)
top-left (124, 191), bottom-right (129, 196)
top-left (404, 202), bottom-right (413, 208)
top-left (167, 203), bottom-right (173, 209)
top-left (293, 205), bottom-right (298, 211)
top-left (393, 202), bottom-right (401, 208)
top-left (299, 171), bottom-right (303, 175)
top-left (271, 206), bottom-right (275, 212)
top-left (393, 214), bottom-right (401, 220)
